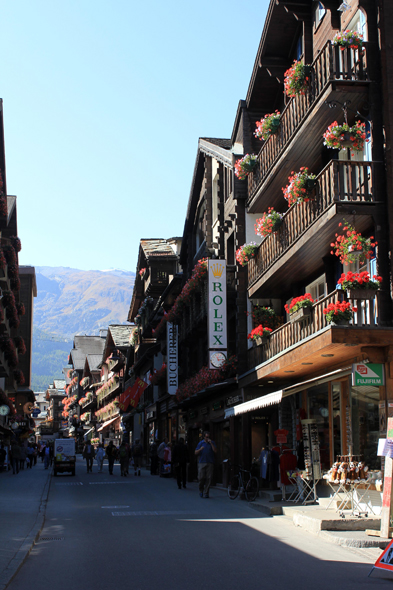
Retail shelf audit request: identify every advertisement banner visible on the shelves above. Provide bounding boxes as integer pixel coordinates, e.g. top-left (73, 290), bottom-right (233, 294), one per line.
top-left (119, 385), bottom-right (134, 412)
top-left (352, 363), bottom-right (384, 386)
top-left (128, 378), bottom-right (148, 409)
top-left (167, 322), bottom-right (178, 395)
top-left (208, 260), bottom-right (227, 351)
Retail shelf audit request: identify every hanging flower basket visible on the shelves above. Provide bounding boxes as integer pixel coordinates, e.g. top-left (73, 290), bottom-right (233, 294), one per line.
top-left (249, 305), bottom-right (279, 330)
top-left (332, 30), bottom-right (363, 51)
top-left (234, 154), bottom-right (258, 180)
top-left (284, 60), bottom-right (311, 98)
top-left (323, 120), bottom-right (367, 152)
top-left (255, 208), bottom-right (283, 238)
top-left (285, 294), bottom-right (314, 323)
top-left (330, 221), bottom-right (377, 265)
top-left (254, 111), bottom-right (281, 141)
top-left (282, 167), bottom-right (317, 207)
top-left (323, 301), bottom-right (356, 325)
top-left (235, 242), bottom-right (259, 267)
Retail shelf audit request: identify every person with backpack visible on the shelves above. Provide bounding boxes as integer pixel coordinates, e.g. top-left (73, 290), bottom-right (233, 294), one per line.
top-left (119, 441), bottom-right (129, 476)
top-left (132, 439), bottom-right (143, 476)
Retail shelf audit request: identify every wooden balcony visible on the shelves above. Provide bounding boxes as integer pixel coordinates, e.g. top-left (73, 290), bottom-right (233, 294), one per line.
top-left (248, 160), bottom-right (377, 298)
top-left (241, 290), bottom-right (393, 388)
top-left (247, 41), bottom-right (370, 212)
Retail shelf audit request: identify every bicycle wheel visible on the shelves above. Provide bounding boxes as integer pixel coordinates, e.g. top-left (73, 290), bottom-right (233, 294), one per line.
top-left (245, 477), bottom-right (259, 502)
top-left (228, 475), bottom-right (241, 499)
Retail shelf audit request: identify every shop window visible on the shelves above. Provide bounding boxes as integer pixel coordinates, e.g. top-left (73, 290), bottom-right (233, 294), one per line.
top-left (306, 274), bottom-right (326, 302)
top-left (350, 384), bottom-right (380, 469)
top-left (307, 383), bottom-right (330, 470)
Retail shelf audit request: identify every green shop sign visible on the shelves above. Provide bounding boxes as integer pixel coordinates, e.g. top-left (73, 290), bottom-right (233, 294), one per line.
top-left (352, 363), bottom-right (384, 386)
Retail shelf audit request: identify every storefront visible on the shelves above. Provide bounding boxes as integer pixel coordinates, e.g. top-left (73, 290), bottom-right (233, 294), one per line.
top-left (227, 366), bottom-right (383, 508)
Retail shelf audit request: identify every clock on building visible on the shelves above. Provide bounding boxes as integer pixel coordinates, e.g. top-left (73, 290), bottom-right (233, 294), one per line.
top-left (210, 351), bottom-right (227, 369)
top-left (0, 405), bottom-right (10, 416)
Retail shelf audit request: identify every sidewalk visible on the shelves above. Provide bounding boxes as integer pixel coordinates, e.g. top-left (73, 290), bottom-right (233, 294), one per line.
top-left (0, 460), bottom-right (51, 590)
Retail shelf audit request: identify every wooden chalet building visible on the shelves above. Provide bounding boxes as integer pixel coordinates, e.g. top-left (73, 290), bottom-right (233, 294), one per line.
top-left (95, 325), bottom-right (133, 446)
top-left (126, 238), bottom-right (182, 449)
top-left (219, 0), bottom-right (393, 491)
top-left (0, 100), bottom-right (36, 443)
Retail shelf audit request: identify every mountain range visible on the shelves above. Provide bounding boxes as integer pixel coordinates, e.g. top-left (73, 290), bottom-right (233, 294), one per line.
top-left (31, 266), bottom-right (135, 390)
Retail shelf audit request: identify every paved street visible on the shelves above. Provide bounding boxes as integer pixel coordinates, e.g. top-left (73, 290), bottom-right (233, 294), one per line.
top-left (1, 457), bottom-right (392, 589)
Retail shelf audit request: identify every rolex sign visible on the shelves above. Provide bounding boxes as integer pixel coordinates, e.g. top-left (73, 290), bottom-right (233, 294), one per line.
top-left (208, 260), bottom-right (227, 351)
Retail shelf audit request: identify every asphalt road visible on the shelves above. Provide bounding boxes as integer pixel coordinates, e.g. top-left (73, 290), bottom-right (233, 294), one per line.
top-left (6, 457), bottom-right (392, 590)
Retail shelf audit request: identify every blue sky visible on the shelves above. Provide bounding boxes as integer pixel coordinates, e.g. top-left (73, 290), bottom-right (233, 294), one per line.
top-left (1, 0), bottom-right (269, 272)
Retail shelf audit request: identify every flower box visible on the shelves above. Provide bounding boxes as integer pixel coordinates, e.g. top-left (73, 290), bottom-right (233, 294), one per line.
top-left (331, 319), bottom-right (350, 327)
top-left (289, 307), bottom-right (312, 324)
top-left (346, 289), bottom-right (377, 300)
top-left (253, 336), bottom-right (268, 347)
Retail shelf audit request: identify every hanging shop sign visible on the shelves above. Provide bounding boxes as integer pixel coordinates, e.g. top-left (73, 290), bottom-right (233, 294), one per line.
top-left (208, 260), bottom-right (227, 368)
top-left (226, 395), bottom-right (242, 407)
top-left (212, 402), bottom-right (223, 411)
top-left (167, 322), bottom-right (178, 395)
top-left (201, 407), bottom-right (209, 415)
top-left (352, 363), bottom-right (384, 386)
top-left (275, 428), bottom-right (289, 444)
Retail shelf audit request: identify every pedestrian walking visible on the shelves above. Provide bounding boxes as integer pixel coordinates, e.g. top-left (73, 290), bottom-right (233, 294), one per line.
top-left (44, 443), bottom-right (51, 469)
top-left (26, 444), bottom-right (34, 468)
top-left (149, 439), bottom-right (158, 475)
top-left (172, 438), bottom-right (189, 489)
top-left (83, 441), bottom-right (95, 473)
top-left (106, 440), bottom-right (116, 475)
top-left (157, 437), bottom-right (168, 477)
top-left (19, 444), bottom-right (26, 471)
top-left (131, 439), bottom-right (143, 476)
top-left (10, 441), bottom-right (21, 474)
top-left (119, 441), bottom-right (129, 476)
top-left (95, 444), bottom-right (105, 473)
top-left (195, 431), bottom-right (217, 498)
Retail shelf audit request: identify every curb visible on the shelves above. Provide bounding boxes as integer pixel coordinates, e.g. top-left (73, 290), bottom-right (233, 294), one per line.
top-left (0, 469), bottom-right (52, 590)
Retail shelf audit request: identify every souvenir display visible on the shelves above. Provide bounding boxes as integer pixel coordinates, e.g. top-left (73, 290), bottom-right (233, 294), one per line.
top-left (324, 455), bottom-right (369, 484)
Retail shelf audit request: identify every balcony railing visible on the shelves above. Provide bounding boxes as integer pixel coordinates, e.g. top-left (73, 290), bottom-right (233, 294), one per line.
top-left (248, 289), bottom-right (378, 369)
top-left (248, 160), bottom-right (374, 288)
top-left (248, 41), bottom-right (369, 204)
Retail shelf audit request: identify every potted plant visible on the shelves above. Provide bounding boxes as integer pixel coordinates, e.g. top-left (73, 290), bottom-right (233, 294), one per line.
top-left (234, 154), bottom-right (258, 180)
top-left (330, 221), bottom-right (377, 265)
top-left (323, 301), bottom-right (356, 326)
top-left (235, 242), bottom-right (259, 267)
top-left (332, 30), bottom-right (363, 51)
top-left (323, 120), bottom-right (367, 151)
top-left (247, 325), bottom-right (273, 346)
top-left (282, 167), bottom-right (317, 207)
top-left (254, 111), bottom-right (281, 141)
top-left (338, 271), bottom-right (382, 300)
top-left (284, 60), bottom-right (311, 98)
top-left (285, 293), bottom-right (314, 323)
top-left (255, 208), bottom-right (283, 237)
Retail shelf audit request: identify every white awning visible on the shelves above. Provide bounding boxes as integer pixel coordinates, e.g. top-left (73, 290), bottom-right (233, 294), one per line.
top-left (224, 390), bottom-right (283, 418)
top-left (97, 415), bottom-right (120, 432)
top-left (83, 427), bottom-right (95, 440)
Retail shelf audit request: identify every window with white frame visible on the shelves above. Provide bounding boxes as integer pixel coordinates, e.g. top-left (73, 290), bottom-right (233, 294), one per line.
top-left (315, 2), bottom-right (326, 27)
top-left (306, 274), bottom-right (327, 303)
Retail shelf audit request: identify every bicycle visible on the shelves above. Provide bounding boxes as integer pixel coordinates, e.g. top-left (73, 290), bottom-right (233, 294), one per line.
top-left (228, 464), bottom-right (259, 502)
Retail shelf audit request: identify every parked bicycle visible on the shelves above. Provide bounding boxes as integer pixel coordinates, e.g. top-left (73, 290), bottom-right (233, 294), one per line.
top-left (228, 464), bottom-right (259, 502)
